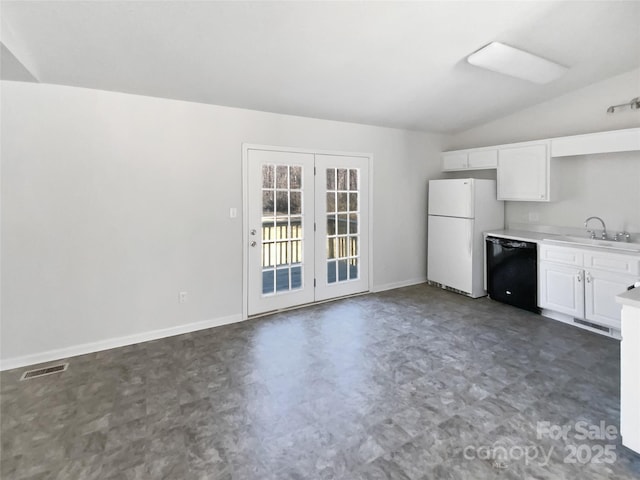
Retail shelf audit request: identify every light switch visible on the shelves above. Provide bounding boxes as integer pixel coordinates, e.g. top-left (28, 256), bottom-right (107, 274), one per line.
top-left (229, 207), bottom-right (238, 218)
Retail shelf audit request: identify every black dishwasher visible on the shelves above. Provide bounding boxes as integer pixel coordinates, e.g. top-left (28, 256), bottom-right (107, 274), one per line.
top-left (486, 236), bottom-right (539, 313)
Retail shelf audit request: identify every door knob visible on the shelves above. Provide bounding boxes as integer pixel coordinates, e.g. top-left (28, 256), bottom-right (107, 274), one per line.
top-left (250, 241), bottom-right (257, 247)
top-left (250, 229), bottom-right (257, 235)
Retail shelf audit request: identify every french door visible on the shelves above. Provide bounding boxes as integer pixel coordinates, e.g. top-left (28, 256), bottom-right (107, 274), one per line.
top-left (245, 147), bottom-right (369, 316)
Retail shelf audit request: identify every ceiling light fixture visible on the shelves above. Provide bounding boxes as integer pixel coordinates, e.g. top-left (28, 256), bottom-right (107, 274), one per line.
top-left (606, 97), bottom-right (640, 114)
top-left (467, 42), bottom-right (568, 84)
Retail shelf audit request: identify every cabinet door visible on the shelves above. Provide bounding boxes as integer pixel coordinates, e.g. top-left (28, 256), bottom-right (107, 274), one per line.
top-left (585, 269), bottom-right (636, 329)
top-left (498, 143), bottom-right (550, 201)
top-left (442, 152), bottom-right (468, 171)
top-left (468, 149), bottom-right (498, 169)
top-left (538, 261), bottom-right (584, 317)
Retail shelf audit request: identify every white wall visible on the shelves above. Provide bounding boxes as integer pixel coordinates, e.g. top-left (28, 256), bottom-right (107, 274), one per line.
top-left (1, 81), bottom-right (443, 367)
top-left (445, 68), bottom-right (640, 233)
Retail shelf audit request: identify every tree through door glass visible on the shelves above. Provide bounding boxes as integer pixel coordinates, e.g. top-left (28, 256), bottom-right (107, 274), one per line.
top-left (261, 164), bottom-right (303, 295)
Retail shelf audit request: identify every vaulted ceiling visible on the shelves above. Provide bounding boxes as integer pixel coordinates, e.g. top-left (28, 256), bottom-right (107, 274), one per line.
top-left (1, 1), bottom-right (639, 133)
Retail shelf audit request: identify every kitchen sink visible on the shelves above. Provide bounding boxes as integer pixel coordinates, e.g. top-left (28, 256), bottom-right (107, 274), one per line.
top-left (549, 235), bottom-right (640, 253)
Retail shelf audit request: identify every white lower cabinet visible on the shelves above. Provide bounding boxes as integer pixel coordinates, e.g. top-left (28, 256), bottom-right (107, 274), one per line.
top-left (539, 261), bottom-right (584, 318)
top-left (585, 269), bottom-right (636, 328)
top-left (538, 243), bottom-right (640, 333)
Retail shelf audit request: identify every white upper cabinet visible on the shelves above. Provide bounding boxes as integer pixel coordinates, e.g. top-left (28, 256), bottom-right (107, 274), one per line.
top-left (442, 148), bottom-right (497, 171)
top-left (441, 128), bottom-right (638, 201)
top-left (468, 149), bottom-right (498, 169)
top-left (497, 141), bottom-right (550, 202)
top-left (442, 152), bottom-right (469, 171)
top-left (551, 128), bottom-right (640, 157)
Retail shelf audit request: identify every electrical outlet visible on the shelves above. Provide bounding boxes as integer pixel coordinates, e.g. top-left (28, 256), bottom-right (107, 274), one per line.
top-left (179, 291), bottom-right (188, 304)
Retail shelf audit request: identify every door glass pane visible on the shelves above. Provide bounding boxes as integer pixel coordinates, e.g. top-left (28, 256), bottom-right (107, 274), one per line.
top-left (349, 169), bottom-right (358, 191)
top-left (291, 239), bottom-right (302, 264)
top-left (290, 192), bottom-right (302, 215)
top-left (337, 169), bottom-right (347, 190)
top-left (349, 193), bottom-right (358, 212)
top-left (263, 165), bottom-right (274, 188)
top-left (338, 259), bottom-right (348, 281)
top-left (276, 166), bottom-right (288, 188)
top-left (276, 192), bottom-right (289, 216)
top-left (350, 259), bottom-right (358, 280)
top-left (337, 214), bottom-right (348, 235)
top-left (275, 221), bottom-right (288, 240)
top-left (290, 166), bottom-right (302, 189)
top-left (327, 237), bottom-right (337, 259)
top-left (276, 268), bottom-right (290, 291)
top-left (348, 213), bottom-right (358, 234)
top-left (327, 261), bottom-right (336, 284)
top-left (325, 167), bottom-right (360, 285)
top-left (350, 236), bottom-right (358, 256)
top-left (327, 215), bottom-right (336, 235)
top-left (326, 168), bottom-right (335, 190)
top-left (261, 163), bottom-right (304, 296)
top-left (327, 193), bottom-right (336, 213)
top-left (290, 217), bottom-right (302, 238)
top-left (262, 241), bottom-right (275, 268)
top-left (262, 269), bottom-right (275, 294)
top-left (262, 219), bottom-right (275, 240)
top-left (291, 265), bottom-right (302, 290)
top-left (263, 191), bottom-right (274, 215)
top-left (337, 193), bottom-right (348, 212)
top-left (275, 241), bottom-right (289, 265)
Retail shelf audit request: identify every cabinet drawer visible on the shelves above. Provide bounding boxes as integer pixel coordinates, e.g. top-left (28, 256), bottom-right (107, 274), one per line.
top-left (584, 252), bottom-right (640, 275)
top-left (539, 245), bottom-right (583, 266)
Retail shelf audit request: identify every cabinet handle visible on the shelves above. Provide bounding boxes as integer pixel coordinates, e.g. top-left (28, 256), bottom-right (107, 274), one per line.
top-left (585, 272), bottom-right (592, 283)
top-left (576, 271), bottom-right (582, 283)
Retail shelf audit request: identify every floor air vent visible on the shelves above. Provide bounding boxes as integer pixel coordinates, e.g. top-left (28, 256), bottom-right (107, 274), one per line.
top-left (20, 363), bottom-right (68, 381)
top-left (573, 318), bottom-right (610, 333)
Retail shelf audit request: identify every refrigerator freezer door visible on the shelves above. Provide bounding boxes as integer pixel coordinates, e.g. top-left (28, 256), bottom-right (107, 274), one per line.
top-left (428, 215), bottom-right (474, 294)
top-left (428, 179), bottom-right (474, 218)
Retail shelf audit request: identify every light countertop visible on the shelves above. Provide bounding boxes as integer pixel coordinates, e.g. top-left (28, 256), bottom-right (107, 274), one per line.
top-left (617, 287), bottom-right (640, 309)
top-left (484, 229), bottom-right (560, 243)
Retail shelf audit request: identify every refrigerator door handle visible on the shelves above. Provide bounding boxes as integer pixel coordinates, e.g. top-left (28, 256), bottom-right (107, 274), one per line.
top-left (468, 223), bottom-right (473, 257)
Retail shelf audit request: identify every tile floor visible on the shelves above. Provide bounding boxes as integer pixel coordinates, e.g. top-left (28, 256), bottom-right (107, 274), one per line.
top-left (1, 284), bottom-right (639, 479)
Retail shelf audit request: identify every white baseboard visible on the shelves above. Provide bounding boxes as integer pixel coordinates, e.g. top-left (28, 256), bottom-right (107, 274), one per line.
top-left (373, 277), bottom-right (427, 293)
top-left (0, 314), bottom-right (244, 372)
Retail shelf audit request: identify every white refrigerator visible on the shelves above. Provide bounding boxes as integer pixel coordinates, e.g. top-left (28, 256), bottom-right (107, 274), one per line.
top-left (427, 178), bottom-right (504, 298)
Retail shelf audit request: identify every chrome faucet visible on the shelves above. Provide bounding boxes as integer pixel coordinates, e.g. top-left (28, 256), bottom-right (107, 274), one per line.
top-left (585, 216), bottom-right (607, 240)
top-left (614, 232), bottom-right (631, 242)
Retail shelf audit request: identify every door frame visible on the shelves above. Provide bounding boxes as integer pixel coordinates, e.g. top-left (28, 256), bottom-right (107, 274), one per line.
top-left (242, 143), bottom-right (373, 320)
